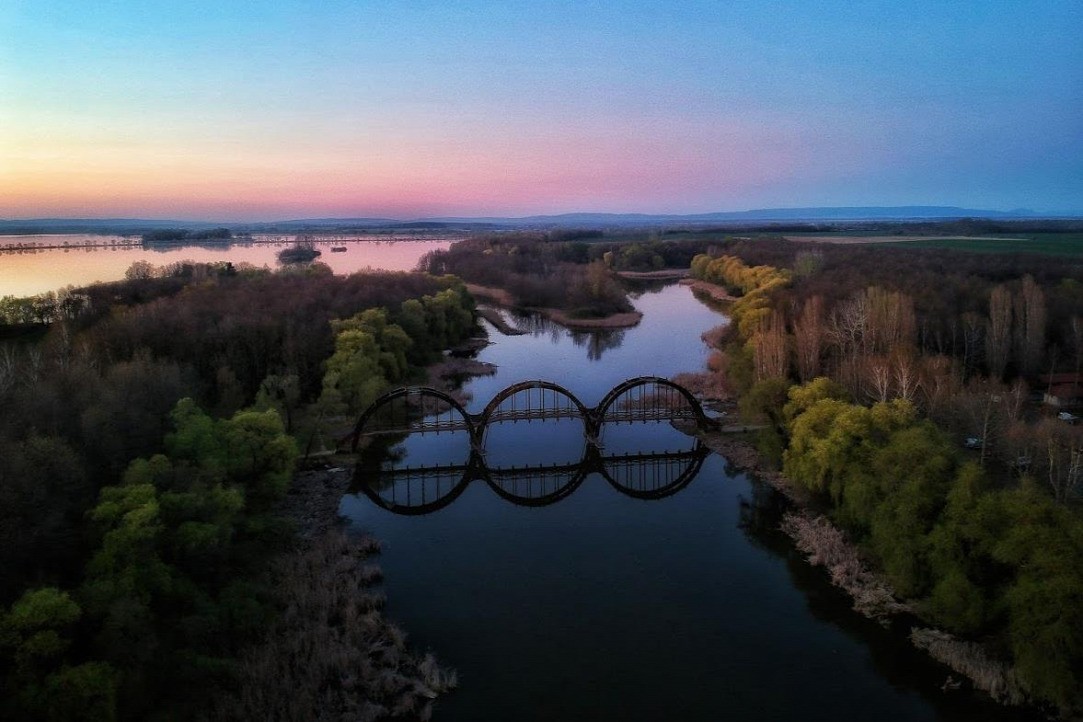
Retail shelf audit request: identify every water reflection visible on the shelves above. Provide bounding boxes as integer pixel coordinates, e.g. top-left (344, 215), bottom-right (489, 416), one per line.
top-left (355, 429), bottom-right (708, 515)
top-left (0, 234), bottom-right (454, 296)
top-left (569, 328), bottom-right (625, 361)
top-left (734, 480), bottom-right (1043, 722)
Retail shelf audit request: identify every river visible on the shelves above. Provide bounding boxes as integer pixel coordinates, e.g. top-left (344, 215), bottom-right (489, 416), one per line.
top-left (341, 283), bottom-right (1030, 721)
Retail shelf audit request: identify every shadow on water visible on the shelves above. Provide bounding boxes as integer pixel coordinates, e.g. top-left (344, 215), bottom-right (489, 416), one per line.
top-left (735, 478), bottom-right (1043, 722)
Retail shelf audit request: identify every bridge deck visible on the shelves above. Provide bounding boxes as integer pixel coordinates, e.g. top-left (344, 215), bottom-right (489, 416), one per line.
top-left (360, 408), bottom-right (700, 437)
top-left (351, 377), bottom-right (716, 448)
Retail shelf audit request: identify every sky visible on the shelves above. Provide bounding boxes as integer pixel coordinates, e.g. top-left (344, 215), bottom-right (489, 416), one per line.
top-left (1, 1), bottom-right (1081, 220)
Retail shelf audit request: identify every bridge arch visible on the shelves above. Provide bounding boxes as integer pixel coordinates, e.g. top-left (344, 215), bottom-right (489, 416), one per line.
top-left (595, 376), bottom-right (712, 429)
top-left (351, 386), bottom-right (475, 452)
top-left (477, 380), bottom-right (592, 437)
top-left (482, 463), bottom-right (590, 508)
top-left (598, 442), bottom-right (708, 501)
top-left (358, 468), bottom-right (473, 516)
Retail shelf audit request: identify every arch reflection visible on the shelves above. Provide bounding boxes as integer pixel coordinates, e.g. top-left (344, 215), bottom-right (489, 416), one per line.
top-left (356, 441), bottom-right (709, 516)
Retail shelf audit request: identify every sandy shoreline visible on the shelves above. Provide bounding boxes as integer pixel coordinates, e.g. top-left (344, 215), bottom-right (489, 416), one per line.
top-left (679, 278), bottom-right (738, 302)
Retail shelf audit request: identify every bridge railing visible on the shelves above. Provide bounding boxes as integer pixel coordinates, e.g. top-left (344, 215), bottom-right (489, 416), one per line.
top-left (350, 376), bottom-right (716, 451)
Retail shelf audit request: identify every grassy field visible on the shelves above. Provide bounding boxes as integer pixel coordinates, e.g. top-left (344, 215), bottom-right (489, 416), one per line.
top-left (888, 233), bottom-right (1083, 256)
top-left (772, 231), bottom-right (1083, 256)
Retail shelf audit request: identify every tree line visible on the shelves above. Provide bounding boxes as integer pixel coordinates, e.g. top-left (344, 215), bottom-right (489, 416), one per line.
top-left (690, 244), bottom-right (1083, 713)
top-left (0, 262), bottom-right (477, 719)
top-left (420, 234), bottom-right (632, 318)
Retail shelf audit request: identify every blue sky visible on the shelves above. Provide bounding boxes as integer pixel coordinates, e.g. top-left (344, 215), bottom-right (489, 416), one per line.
top-left (2, 1), bottom-right (1080, 218)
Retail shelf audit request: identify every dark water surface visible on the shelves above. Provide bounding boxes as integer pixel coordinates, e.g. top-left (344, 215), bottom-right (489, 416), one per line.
top-left (341, 284), bottom-right (1028, 721)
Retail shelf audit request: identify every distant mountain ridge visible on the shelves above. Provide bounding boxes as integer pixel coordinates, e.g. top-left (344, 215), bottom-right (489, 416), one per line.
top-left (2, 206), bottom-right (1078, 234)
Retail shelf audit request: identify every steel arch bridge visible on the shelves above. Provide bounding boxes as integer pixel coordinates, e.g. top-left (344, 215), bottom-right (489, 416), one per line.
top-left (349, 376), bottom-right (716, 452)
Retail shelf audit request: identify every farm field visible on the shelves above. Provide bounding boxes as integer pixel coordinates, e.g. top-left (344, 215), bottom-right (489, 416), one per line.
top-left (782, 233), bottom-right (1083, 256)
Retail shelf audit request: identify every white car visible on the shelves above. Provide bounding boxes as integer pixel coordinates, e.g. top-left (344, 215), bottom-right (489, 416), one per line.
top-left (1058, 412), bottom-right (1078, 424)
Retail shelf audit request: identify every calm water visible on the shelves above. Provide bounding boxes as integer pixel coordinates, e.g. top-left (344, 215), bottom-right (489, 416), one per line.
top-left (342, 284), bottom-right (1029, 721)
top-left (0, 234), bottom-right (453, 296)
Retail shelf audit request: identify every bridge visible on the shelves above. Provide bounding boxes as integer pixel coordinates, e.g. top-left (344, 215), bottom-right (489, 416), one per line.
top-left (349, 376), bottom-right (717, 452)
top-left (357, 442), bottom-right (709, 515)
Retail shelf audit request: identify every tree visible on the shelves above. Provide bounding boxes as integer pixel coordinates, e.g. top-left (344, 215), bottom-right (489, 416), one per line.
top-left (124, 261), bottom-right (156, 281)
top-left (1013, 275), bottom-right (1046, 377)
top-left (793, 296), bottom-right (825, 382)
top-left (986, 285), bottom-right (1013, 378)
top-left (750, 310), bottom-right (788, 380)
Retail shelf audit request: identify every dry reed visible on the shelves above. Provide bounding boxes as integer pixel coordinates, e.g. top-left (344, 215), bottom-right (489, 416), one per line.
top-left (210, 531), bottom-right (456, 721)
top-left (780, 511), bottom-right (910, 620)
top-left (909, 628), bottom-right (1025, 706)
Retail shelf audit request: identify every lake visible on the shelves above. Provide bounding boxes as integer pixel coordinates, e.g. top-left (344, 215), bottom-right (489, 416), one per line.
top-left (0, 233), bottom-right (454, 296)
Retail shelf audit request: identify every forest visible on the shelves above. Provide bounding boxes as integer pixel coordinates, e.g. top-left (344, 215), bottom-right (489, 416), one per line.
top-left (3, 229), bottom-right (1082, 716)
top-left (0, 261), bottom-right (474, 719)
top-left (416, 229), bottom-right (1083, 712)
top-left (688, 243), bottom-right (1083, 713)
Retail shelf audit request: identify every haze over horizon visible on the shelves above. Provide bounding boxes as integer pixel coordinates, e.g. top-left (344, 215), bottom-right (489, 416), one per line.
top-left (2, 2), bottom-right (1080, 221)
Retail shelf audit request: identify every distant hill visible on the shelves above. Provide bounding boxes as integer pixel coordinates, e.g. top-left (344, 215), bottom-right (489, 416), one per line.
top-left (422, 206), bottom-right (1053, 227)
top-left (2, 206), bottom-right (1078, 234)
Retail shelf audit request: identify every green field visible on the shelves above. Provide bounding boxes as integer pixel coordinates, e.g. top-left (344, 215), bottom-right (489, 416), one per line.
top-left (886, 233), bottom-right (1083, 256)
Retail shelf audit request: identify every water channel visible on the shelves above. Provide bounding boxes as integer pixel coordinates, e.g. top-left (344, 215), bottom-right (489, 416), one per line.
top-left (342, 283), bottom-right (1029, 721)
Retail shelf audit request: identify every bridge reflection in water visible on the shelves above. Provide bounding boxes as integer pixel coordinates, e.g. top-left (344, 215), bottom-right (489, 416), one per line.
top-left (352, 377), bottom-right (715, 516)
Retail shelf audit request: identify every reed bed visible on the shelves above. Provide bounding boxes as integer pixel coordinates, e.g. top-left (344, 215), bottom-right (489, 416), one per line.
top-left (909, 628), bottom-right (1025, 705)
top-left (780, 511), bottom-right (910, 620)
top-left (211, 531), bottom-right (457, 721)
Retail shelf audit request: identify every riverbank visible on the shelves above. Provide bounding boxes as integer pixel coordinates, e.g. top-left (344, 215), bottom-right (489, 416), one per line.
top-left (697, 426), bottom-right (1032, 711)
top-left (616, 268), bottom-right (689, 280)
top-left (466, 282), bottom-right (643, 330)
top-left (215, 466), bottom-right (457, 719)
top-left (679, 277), bottom-right (738, 302)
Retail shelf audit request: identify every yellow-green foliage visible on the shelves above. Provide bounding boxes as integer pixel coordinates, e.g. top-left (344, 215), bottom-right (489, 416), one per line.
top-left (782, 379), bottom-right (1083, 710)
top-left (690, 254), bottom-right (790, 338)
top-left (321, 285), bottom-right (475, 414)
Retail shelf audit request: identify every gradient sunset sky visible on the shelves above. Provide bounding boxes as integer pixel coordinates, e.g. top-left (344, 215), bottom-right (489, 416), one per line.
top-left (2, 1), bottom-right (1080, 220)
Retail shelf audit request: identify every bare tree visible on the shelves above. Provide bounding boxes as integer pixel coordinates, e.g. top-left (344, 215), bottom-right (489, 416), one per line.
top-left (986, 285), bottom-right (1012, 379)
top-left (752, 310), bottom-right (789, 380)
top-left (960, 312), bottom-right (985, 381)
top-left (893, 351), bottom-right (921, 404)
top-left (920, 355), bottom-right (959, 421)
top-left (867, 287), bottom-right (916, 355)
top-left (1013, 275), bottom-right (1046, 377)
top-left (1035, 419), bottom-right (1083, 503)
top-left (830, 291), bottom-right (871, 395)
top-left (1069, 315), bottom-right (1083, 377)
top-left (793, 295), bottom-right (825, 382)
top-left (865, 355), bottom-right (893, 403)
